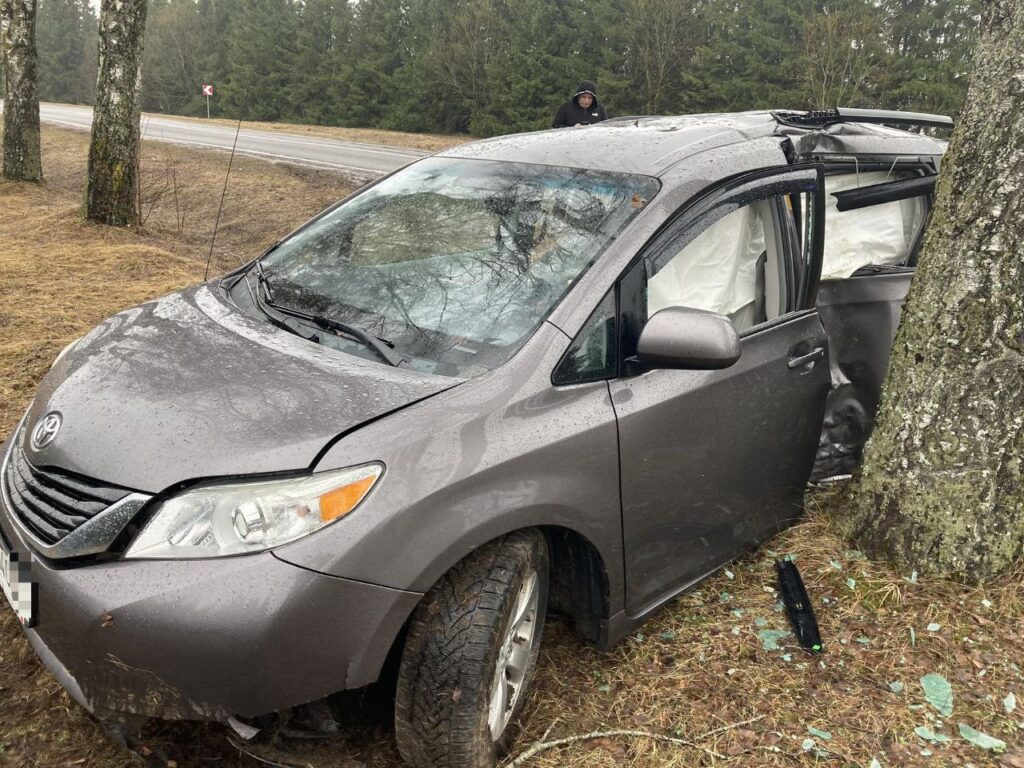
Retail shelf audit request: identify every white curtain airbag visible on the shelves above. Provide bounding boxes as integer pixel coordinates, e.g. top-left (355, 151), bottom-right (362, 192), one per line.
top-left (649, 205), bottom-right (765, 317)
top-left (821, 172), bottom-right (926, 279)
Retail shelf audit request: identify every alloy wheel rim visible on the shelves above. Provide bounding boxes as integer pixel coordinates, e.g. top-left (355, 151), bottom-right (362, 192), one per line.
top-left (487, 569), bottom-right (539, 740)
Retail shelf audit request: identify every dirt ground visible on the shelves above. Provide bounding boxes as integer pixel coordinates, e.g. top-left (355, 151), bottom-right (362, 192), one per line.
top-left (1, 127), bottom-right (1022, 768)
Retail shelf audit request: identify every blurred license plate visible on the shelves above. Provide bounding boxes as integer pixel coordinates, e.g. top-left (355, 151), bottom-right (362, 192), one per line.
top-left (0, 534), bottom-right (34, 626)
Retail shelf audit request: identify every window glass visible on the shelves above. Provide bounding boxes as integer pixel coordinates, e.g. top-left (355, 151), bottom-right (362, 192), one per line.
top-left (261, 157), bottom-right (659, 377)
top-left (648, 201), bottom-right (772, 332)
top-left (821, 171), bottom-right (926, 279)
top-left (552, 290), bottom-right (617, 385)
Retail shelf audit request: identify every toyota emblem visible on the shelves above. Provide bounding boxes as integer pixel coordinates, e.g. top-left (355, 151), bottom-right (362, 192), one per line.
top-left (31, 412), bottom-right (62, 450)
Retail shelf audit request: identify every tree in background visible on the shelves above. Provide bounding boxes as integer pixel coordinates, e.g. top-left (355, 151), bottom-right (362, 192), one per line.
top-left (288, 0), bottom-right (337, 123)
top-left (800, 0), bottom-right (885, 108)
top-left (388, 0), bottom-right (500, 133)
top-left (1, 0), bottom-right (43, 181)
top-left (844, 0), bottom-right (1024, 583)
top-left (697, 0), bottom-right (804, 111)
top-left (878, 0), bottom-right (983, 116)
top-left (472, 0), bottom-right (625, 135)
top-left (223, 0), bottom-right (296, 120)
top-left (383, 0), bottom-right (462, 132)
top-left (36, 0), bottom-right (96, 104)
top-left (322, 0), bottom-right (354, 123)
top-left (343, 0), bottom-right (409, 127)
top-left (142, 0), bottom-right (202, 113)
top-left (36, 0), bottom-right (985, 137)
top-left (86, 0), bottom-right (148, 225)
top-left (620, 0), bottom-right (701, 115)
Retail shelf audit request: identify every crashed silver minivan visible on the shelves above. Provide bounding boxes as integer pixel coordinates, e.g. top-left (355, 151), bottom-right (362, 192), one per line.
top-left (0, 108), bottom-right (947, 767)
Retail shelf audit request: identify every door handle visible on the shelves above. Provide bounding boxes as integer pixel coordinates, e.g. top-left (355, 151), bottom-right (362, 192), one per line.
top-left (788, 347), bottom-right (825, 369)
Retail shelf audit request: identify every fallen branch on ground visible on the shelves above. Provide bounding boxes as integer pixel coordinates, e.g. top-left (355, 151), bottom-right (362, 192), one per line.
top-left (507, 714), bottom-right (766, 765)
top-left (226, 737), bottom-right (307, 768)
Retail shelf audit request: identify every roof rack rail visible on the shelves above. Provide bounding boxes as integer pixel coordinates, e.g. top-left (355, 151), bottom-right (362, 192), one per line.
top-left (773, 108), bottom-right (953, 131)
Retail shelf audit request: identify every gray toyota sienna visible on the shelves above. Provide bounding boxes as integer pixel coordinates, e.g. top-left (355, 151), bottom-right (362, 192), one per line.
top-left (0, 109), bottom-right (948, 767)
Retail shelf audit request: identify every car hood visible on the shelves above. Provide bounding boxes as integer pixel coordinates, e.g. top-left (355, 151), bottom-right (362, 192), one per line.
top-left (20, 285), bottom-right (460, 493)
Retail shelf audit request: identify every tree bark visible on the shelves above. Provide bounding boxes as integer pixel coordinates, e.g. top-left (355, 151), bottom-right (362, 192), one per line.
top-left (86, 0), bottom-right (147, 226)
top-left (843, 1), bottom-right (1024, 583)
top-left (1, 0), bottom-right (42, 181)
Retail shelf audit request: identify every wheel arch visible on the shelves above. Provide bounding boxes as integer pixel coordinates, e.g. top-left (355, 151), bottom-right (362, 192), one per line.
top-left (382, 523), bottom-right (612, 669)
top-left (540, 525), bottom-right (611, 645)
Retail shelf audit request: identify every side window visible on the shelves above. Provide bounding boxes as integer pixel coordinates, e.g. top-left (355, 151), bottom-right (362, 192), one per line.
top-left (552, 290), bottom-right (617, 385)
top-left (821, 171), bottom-right (927, 279)
top-left (647, 199), bottom-right (789, 333)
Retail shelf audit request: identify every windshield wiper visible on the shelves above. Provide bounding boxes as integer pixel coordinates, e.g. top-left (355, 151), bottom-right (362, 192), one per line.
top-left (251, 264), bottom-right (405, 367)
top-left (307, 312), bottom-right (406, 367)
top-left (243, 271), bottom-right (321, 343)
top-left (253, 259), bottom-right (277, 303)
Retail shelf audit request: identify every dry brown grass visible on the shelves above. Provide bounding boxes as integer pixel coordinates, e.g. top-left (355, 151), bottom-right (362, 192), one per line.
top-left (512, 492), bottom-right (1024, 768)
top-left (1, 128), bottom-right (1022, 768)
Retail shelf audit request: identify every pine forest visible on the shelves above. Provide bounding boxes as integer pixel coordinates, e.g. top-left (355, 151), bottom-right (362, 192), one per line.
top-left (35, 0), bottom-right (981, 137)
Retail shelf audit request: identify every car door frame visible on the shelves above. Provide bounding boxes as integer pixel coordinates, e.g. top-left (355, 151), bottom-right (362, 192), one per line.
top-left (608, 164), bottom-right (831, 617)
top-left (809, 158), bottom-right (941, 480)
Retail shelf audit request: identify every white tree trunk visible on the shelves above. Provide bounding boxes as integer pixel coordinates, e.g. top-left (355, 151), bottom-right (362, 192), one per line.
top-left (86, 0), bottom-right (147, 226)
top-left (1, 0), bottom-right (42, 181)
top-left (845, 0), bottom-right (1024, 583)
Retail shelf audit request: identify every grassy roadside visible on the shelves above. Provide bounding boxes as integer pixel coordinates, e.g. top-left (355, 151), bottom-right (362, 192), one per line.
top-left (156, 112), bottom-right (475, 153)
top-left (41, 102), bottom-right (473, 153)
top-left (0, 127), bottom-right (1022, 768)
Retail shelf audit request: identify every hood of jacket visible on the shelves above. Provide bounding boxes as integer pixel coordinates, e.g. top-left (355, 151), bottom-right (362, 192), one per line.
top-left (573, 80), bottom-right (600, 108)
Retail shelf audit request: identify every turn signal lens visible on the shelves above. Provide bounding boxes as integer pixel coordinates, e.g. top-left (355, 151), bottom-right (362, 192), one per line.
top-left (319, 475), bottom-right (378, 522)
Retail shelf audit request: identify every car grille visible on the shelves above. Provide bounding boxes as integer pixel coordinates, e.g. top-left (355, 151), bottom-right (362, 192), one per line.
top-left (2, 445), bottom-right (133, 546)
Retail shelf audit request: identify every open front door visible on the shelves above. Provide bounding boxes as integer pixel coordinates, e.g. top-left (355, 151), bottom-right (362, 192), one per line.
top-left (610, 167), bottom-right (830, 617)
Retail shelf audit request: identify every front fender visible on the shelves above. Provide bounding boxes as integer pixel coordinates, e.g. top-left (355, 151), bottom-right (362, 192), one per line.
top-left (273, 325), bottom-right (626, 615)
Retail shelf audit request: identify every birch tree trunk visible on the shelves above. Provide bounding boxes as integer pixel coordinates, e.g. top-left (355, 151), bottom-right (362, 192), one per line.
top-left (843, 0), bottom-right (1024, 583)
top-left (1, 0), bottom-right (42, 181)
top-left (86, 0), bottom-right (147, 226)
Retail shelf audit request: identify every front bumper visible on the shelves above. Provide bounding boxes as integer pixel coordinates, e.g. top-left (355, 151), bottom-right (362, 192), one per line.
top-left (0, 461), bottom-right (422, 722)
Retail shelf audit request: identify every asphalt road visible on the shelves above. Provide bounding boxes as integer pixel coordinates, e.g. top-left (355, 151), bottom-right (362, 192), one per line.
top-left (35, 102), bottom-right (428, 179)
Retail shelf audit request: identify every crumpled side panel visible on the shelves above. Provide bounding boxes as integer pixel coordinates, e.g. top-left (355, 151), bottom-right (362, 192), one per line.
top-left (811, 272), bottom-right (913, 481)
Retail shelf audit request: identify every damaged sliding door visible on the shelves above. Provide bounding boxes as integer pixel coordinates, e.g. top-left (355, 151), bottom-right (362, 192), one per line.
top-left (811, 165), bottom-right (939, 481)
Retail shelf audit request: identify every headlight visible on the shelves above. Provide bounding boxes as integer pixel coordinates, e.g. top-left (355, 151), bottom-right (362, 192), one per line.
top-left (124, 463), bottom-right (383, 559)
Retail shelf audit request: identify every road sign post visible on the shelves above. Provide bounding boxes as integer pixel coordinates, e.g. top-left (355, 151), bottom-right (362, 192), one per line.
top-left (202, 84), bottom-right (214, 118)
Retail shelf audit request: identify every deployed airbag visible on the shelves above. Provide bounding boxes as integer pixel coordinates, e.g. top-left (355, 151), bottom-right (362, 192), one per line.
top-left (821, 172), bottom-right (925, 279)
top-left (649, 205), bottom-right (766, 317)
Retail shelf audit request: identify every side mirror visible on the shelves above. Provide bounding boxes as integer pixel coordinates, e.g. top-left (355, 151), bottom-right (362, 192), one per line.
top-left (635, 307), bottom-right (741, 370)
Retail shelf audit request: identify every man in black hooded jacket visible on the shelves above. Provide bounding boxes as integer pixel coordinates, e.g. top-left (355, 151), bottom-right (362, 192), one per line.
top-left (551, 80), bottom-right (608, 128)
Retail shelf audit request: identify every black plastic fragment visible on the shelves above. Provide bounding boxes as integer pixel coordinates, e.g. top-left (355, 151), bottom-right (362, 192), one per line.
top-left (832, 175), bottom-right (936, 212)
top-left (776, 558), bottom-right (823, 653)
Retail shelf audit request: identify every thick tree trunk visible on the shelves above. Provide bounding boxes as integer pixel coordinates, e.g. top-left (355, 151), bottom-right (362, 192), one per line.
top-left (1, 0), bottom-right (42, 181)
top-left (843, 1), bottom-right (1024, 583)
top-left (86, 0), bottom-right (147, 226)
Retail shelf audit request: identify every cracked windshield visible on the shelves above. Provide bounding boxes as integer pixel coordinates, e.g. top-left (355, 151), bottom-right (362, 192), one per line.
top-left (260, 157), bottom-right (659, 376)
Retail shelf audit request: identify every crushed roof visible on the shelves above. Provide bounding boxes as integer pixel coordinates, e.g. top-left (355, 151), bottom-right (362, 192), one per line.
top-left (438, 111), bottom-right (948, 177)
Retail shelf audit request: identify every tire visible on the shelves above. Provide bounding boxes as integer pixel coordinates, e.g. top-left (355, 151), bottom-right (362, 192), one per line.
top-left (395, 530), bottom-right (549, 768)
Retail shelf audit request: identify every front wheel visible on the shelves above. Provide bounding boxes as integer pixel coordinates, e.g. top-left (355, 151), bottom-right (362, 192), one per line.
top-left (395, 530), bottom-right (549, 768)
